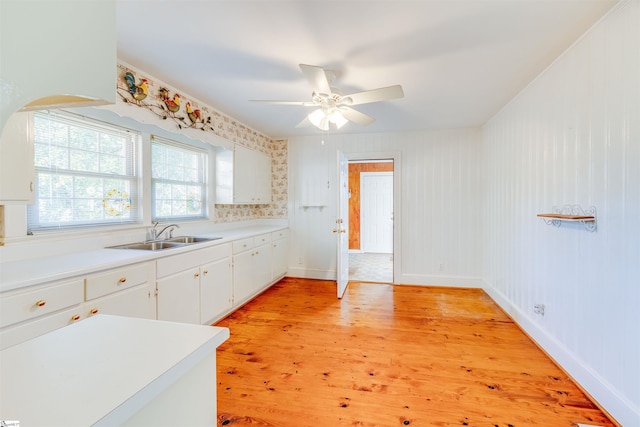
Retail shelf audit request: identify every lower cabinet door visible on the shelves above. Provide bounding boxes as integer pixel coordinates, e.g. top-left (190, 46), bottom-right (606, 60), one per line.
top-left (253, 244), bottom-right (271, 287)
top-left (85, 284), bottom-right (155, 320)
top-left (200, 257), bottom-right (232, 324)
top-left (157, 269), bottom-right (200, 324)
top-left (232, 250), bottom-right (254, 304)
top-left (233, 244), bottom-right (271, 305)
top-left (271, 237), bottom-right (288, 279)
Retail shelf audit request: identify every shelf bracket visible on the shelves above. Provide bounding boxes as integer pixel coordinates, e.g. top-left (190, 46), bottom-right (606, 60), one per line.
top-left (538, 205), bottom-right (597, 232)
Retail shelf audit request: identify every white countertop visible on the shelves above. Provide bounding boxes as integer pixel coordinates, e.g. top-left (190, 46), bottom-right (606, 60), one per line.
top-left (0, 314), bottom-right (230, 426)
top-left (0, 224), bottom-right (286, 293)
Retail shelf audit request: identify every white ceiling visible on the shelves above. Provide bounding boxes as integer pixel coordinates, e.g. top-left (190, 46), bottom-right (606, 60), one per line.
top-left (116, 0), bottom-right (618, 140)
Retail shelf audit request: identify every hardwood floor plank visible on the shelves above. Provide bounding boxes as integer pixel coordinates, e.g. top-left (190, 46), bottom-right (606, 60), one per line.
top-left (215, 278), bottom-right (616, 426)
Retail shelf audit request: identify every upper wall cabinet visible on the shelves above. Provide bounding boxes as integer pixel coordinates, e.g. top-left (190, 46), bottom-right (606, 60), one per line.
top-left (0, 112), bottom-right (34, 204)
top-left (216, 145), bottom-right (271, 205)
top-left (0, 0), bottom-right (116, 132)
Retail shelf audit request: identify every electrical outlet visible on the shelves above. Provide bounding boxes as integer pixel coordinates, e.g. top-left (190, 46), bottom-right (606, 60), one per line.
top-left (297, 256), bottom-right (303, 265)
top-left (534, 304), bottom-right (545, 315)
top-left (439, 263), bottom-right (444, 272)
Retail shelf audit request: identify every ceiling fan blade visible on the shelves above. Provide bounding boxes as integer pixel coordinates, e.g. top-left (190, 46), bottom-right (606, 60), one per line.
top-left (340, 106), bottom-right (376, 126)
top-left (295, 116), bottom-right (312, 128)
top-left (250, 100), bottom-right (316, 106)
top-left (299, 64), bottom-right (331, 95)
top-left (342, 85), bottom-right (404, 106)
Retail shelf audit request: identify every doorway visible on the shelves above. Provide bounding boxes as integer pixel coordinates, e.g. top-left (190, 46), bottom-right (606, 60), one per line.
top-left (347, 160), bottom-right (394, 283)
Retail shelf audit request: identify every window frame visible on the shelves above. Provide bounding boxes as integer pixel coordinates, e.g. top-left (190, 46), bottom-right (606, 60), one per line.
top-left (27, 111), bottom-right (141, 232)
top-left (150, 135), bottom-right (209, 222)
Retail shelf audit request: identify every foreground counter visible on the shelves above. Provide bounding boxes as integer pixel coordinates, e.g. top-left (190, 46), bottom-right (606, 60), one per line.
top-left (0, 315), bottom-right (229, 426)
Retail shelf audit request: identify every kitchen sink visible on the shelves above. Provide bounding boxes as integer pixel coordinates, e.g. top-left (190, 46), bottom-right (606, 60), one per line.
top-left (107, 236), bottom-right (221, 251)
top-left (166, 236), bottom-right (222, 244)
top-left (108, 241), bottom-right (185, 251)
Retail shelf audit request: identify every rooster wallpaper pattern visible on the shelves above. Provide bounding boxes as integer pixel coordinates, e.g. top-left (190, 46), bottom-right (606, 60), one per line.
top-left (113, 62), bottom-right (287, 223)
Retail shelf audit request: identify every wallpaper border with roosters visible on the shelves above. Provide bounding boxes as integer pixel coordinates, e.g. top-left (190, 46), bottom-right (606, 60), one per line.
top-left (109, 61), bottom-right (287, 222)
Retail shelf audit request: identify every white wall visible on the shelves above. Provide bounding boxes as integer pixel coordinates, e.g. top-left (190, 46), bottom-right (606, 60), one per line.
top-left (287, 129), bottom-right (483, 287)
top-left (483, 1), bottom-right (639, 424)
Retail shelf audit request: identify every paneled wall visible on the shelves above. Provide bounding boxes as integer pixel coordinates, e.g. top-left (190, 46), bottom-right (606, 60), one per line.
top-left (287, 129), bottom-right (483, 286)
top-left (482, 1), bottom-right (639, 424)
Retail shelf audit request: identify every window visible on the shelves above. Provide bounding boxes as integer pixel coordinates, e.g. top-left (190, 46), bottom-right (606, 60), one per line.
top-left (151, 136), bottom-right (207, 220)
top-left (28, 112), bottom-right (139, 231)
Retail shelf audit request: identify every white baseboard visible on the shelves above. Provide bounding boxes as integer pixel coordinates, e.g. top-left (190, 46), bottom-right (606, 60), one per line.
top-left (287, 269), bottom-right (484, 288)
top-left (286, 267), bottom-right (336, 281)
top-left (398, 274), bottom-right (483, 288)
top-left (483, 285), bottom-right (639, 427)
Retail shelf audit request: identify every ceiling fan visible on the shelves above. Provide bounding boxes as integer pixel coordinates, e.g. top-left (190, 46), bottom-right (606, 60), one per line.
top-left (250, 64), bottom-right (404, 131)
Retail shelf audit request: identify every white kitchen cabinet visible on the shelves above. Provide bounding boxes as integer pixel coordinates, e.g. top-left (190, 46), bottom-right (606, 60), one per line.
top-left (85, 262), bottom-right (151, 300)
top-left (233, 145), bottom-right (256, 203)
top-left (85, 284), bottom-right (155, 321)
top-left (156, 243), bottom-right (232, 325)
top-left (85, 261), bottom-right (156, 321)
top-left (252, 146), bottom-right (273, 203)
top-left (233, 234), bottom-right (272, 305)
top-left (157, 268), bottom-right (201, 324)
top-left (0, 278), bottom-right (84, 335)
top-left (0, 306), bottom-right (84, 351)
top-left (0, 111), bottom-right (34, 204)
top-left (254, 243), bottom-right (272, 284)
top-left (216, 144), bottom-right (271, 204)
top-left (0, 262), bottom-right (156, 350)
top-left (200, 257), bottom-right (232, 324)
top-left (271, 229), bottom-right (289, 280)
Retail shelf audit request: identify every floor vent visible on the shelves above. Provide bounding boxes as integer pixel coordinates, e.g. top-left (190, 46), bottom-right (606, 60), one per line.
top-left (577, 424), bottom-right (603, 427)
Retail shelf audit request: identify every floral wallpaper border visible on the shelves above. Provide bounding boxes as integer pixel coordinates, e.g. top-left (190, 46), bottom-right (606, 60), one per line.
top-left (112, 61), bottom-right (287, 222)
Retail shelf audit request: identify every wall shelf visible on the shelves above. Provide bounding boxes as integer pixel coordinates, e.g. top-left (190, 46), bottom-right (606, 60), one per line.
top-left (537, 205), bottom-right (597, 232)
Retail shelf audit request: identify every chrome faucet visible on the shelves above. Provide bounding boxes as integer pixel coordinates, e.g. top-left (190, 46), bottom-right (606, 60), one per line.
top-left (150, 222), bottom-right (180, 240)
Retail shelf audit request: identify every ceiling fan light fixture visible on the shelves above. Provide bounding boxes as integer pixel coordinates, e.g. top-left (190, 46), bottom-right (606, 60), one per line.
top-left (308, 108), bottom-right (329, 131)
top-left (255, 64), bottom-right (402, 131)
top-left (328, 108), bottom-right (348, 128)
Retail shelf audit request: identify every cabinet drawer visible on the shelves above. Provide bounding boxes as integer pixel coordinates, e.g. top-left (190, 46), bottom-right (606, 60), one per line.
top-left (254, 233), bottom-right (271, 246)
top-left (85, 284), bottom-right (153, 320)
top-left (157, 244), bottom-right (231, 278)
top-left (232, 237), bottom-right (254, 254)
top-left (85, 263), bottom-right (150, 300)
top-left (0, 306), bottom-right (84, 350)
top-left (271, 229), bottom-right (289, 240)
top-left (0, 279), bottom-right (84, 328)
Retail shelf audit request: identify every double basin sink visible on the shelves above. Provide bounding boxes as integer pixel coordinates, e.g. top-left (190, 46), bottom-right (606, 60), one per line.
top-left (108, 236), bottom-right (222, 251)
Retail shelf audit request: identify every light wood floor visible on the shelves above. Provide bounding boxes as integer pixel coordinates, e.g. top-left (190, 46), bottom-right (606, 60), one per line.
top-left (215, 278), bottom-right (615, 426)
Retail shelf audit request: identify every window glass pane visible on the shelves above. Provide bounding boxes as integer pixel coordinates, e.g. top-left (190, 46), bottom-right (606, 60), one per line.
top-left (28, 112), bottom-right (139, 231)
top-left (151, 136), bottom-right (207, 221)
top-left (70, 148), bottom-right (99, 172)
top-left (100, 134), bottom-right (126, 156)
top-left (74, 176), bottom-right (103, 199)
top-left (101, 154), bottom-right (125, 175)
top-left (69, 126), bottom-right (98, 151)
